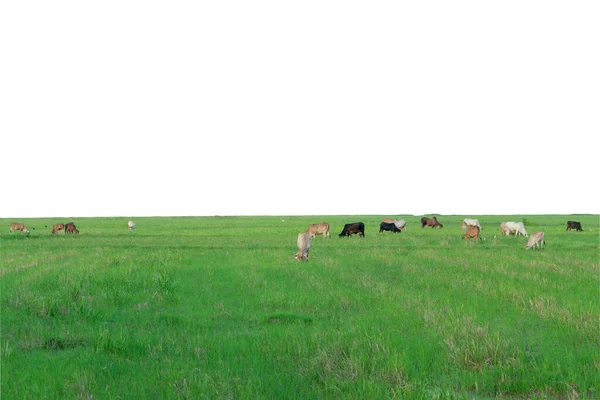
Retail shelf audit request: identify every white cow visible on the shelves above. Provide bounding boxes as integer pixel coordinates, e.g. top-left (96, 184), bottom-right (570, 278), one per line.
top-left (128, 220), bottom-right (135, 231)
top-left (382, 218), bottom-right (407, 232)
top-left (525, 231), bottom-right (545, 250)
top-left (504, 222), bottom-right (528, 237)
top-left (461, 218), bottom-right (482, 231)
top-left (294, 232), bottom-right (312, 260)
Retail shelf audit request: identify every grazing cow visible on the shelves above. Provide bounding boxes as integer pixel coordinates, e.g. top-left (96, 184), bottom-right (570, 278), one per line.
top-left (566, 221), bottom-right (583, 232)
top-left (379, 222), bottom-right (401, 233)
top-left (339, 222), bottom-right (365, 237)
top-left (462, 218), bottom-right (482, 231)
top-left (525, 231), bottom-right (545, 250)
top-left (128, 220), bottom-right (136, 231)
top-left (382, 218), bottom-right (407, 232)
top-left (462, 225), bottom-right (480, 243)
top-left (421, 217), bottom-right (443, 228)
top-left (294, 232), bottom-right (312, 260)
top-left (9, 222), bottom-right (30, 233)
top-left (65, 222), bottom-right (79, 234)
top-left (503, 222), bottom-right (528, 237)
top-left (51, 223), bottom-right (65, 235)
top-left (306, 222), bottom-right (330, 238)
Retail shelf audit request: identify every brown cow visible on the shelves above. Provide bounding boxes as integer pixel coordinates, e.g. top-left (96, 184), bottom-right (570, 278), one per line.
top-left (463, 225), bottom-right (480, 243)
top-left (65, 222), bottom-right (79, 234)
top-left (9, 222), bottom-right (30, 233)
top-left (51, 223), bottom-right (65, 234)
top-left (294, 232), bottom-right (312, 260)
top-left (306, 222), bottom-right (330, 238)
top-left (525, 231), bottom-right (545, 250)
top-left (421, 216), bottom-right (443, 228)
top-left (339, 222), bottom-right (365, 237)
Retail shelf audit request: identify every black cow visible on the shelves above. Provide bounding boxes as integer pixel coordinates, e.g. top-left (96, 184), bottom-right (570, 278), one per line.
top-left (566, 221), bottom-right (583, 232)
top-left (339, 222), bottom-right (365, 237)
top-left (379, 222), bottom-right (401, 233)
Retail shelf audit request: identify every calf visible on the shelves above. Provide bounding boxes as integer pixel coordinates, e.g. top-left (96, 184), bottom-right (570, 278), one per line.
top-left (525, 231), bottom-right (545, 250)
top-left (566, 221), bottom-right (583, 232)
top-left (9, 222), bottom-right (29, 233)
top-left (128, 220), bottom-right (136, 231)
top-left (294, 232), bottom-right (312, 260)
top-left (51, 223), bottom-right (65, 234)
top-left (306, 222), bottom-right (330, 238)
top-left (65, 222), bottom-right (79, 234)
top-left (339, 222), bottom-right (365, 237)
top-left (379, 222), bottom-right (401, 233)
top-left (421, 216), bottom-right (443, 228)
top-left (462, 225), bottom-right (480, 243)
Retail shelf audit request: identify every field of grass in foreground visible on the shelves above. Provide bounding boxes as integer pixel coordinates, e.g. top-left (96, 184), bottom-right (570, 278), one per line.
top-left (1, 214), bottom-right (599, 399)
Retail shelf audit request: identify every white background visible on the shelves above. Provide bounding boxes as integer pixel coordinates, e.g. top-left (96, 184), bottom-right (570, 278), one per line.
top-left (2, 1), bottom-right (598, 218)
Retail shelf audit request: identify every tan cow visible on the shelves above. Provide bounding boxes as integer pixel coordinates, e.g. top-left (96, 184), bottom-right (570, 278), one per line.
top-left (51, 223), bottom-right (65, 234)
top-left (306, 222), bottom-right (330, 238)
top-left (525, 231), bottom-right (545, 250)
top-left (128, 220), bottom-right (135, 231)
top-left (294, 232), bottom-right (312, 260)
top-left (9, 222), bottom-right (30, 233)
top-left (463, 225), bottom-right (480, 243)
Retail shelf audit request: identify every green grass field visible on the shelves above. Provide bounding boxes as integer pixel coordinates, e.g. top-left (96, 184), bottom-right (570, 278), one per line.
top-left (1, 214), bottom-right (598, 399)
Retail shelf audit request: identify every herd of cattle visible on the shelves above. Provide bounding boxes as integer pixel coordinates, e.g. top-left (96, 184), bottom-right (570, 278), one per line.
top-left (8, 220), bottom-right (137, 235)
top-left (294, 218), bottom-right (585, 260)
top-left (7, 218), bottom-right (585, 261)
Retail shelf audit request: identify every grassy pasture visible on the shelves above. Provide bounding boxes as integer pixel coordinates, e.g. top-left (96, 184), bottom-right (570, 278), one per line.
top-left (1, 214), bottom-right (598, 399)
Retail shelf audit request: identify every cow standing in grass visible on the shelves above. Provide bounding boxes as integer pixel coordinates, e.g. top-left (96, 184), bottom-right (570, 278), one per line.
top-left (128, 220), bottom-right (136, 231)
top-left (525, 232), bottom-right (545, 250)
top-left (504, 222), bottom-right (528, 237)
top-left (339, 222), bottom-right (365, 237)
top-left (51, 223), bottom-right (65, 234)
top-left (566, 221), bottom-right (583, 231)
top-left (463, 226), bottom-right (480, 243)
top-left (306, 222), bottom-right (330, 238)
top-left (379, 222), bottom-right (401, 233)
top-left (65, 222), bottom-right (79, 234)
top-left (421, 217), bottom-right (443, 228)
top-left (462, 218), bottom-right (482, 231)
top-left (294, 232), bottom-right (312, 260)
top-left (382, 218), bottom-right (407, 232)
top-left (9, 222), bottom-right (29, 233)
